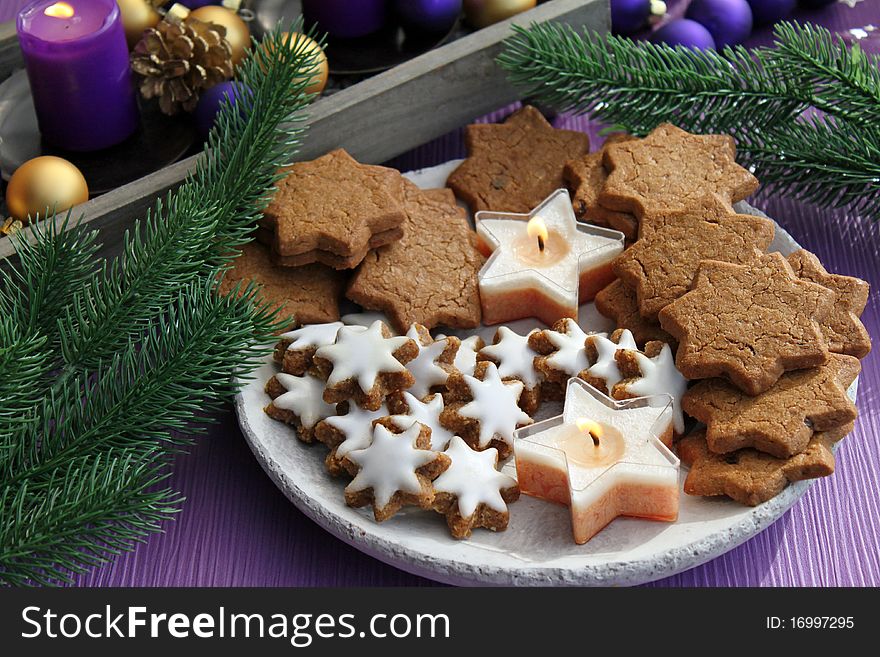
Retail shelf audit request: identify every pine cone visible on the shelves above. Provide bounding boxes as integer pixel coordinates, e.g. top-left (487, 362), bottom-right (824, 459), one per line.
top-left (131, 17), bottom-right (234, 115)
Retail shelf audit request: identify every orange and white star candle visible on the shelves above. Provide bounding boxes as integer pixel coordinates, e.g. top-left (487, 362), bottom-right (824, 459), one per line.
top-left (475, 189), bottom-right (624, 326)
top-left (513, 378), bottom-right (679, 544)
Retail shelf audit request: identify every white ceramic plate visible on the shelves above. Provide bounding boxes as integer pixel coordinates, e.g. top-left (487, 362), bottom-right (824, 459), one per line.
top-left (234, 160), bottom-right (858, 586)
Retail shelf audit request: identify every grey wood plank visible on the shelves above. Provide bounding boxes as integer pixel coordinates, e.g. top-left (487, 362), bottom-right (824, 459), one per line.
top-left (0, 0), bottom-right (609, 261)
top-left (0, 21), bottom-right (22, 82)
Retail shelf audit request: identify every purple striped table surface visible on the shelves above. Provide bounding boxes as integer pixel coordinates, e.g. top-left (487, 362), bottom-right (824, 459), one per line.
top-left (1, 0), bottom-right (878, 586)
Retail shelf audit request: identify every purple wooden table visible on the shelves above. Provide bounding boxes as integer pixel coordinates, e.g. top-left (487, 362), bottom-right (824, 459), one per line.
top-left (3, 0), bottom-right (878, 587)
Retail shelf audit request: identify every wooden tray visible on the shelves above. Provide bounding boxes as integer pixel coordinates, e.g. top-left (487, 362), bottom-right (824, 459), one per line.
top-left (0, 0), bottom-right (610, 261)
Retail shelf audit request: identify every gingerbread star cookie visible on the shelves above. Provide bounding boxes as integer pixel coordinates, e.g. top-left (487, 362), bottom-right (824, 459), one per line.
top-left (312, 320), bottom-right (419, 410)
top-left (613, 199), bottom-right (775, 319)
top-left (273, 321), bottom-right (346, 375)
top-left (595, 279), bottom-right (677, 347)
top-left (446, 106), bottom-right (590, 213)
top-left (600, 123), bottom-right (759, 217)
top-left (264, 373), bottom-right (337, 443)
top-left (441, 362), bottom-right (533, 460)
top-left (678, 423), bottom-right (852, 506)
top-left (315, 402), bottom-right (390, 477)
top-left (477, 327), bottom-right (544, 414)
top-left (658, 253), bottom-right (836, 395)
top-left (219, 242), bottom-right (344, 327)
top-left (683, 353), bottom-right (860, 458)
top-left (347, 182), bottom-right (485, 332)
top-left (402, 324), bottom-right (460, 400)
top-left (260, 149), bottom-right (406, 269)
top-left (563, 134), bottom-right (639, 239)
top-left (343, 419), bottom-right (450, 522)
top-left (788, 249), bottom-right (871, 359)
top-left (431, 436), bottom-right (520, 539)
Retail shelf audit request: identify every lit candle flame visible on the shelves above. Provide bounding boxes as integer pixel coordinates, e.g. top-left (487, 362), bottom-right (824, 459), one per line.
top-left (576, 418), bottom-right (603, 447)
top-left (527, 215), bottom-right (549, 253)
top-left (44, 2), bottom-right (74, 18)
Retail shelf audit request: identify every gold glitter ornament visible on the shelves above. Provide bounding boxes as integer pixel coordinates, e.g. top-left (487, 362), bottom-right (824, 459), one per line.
top-left (5, 156), bottom-right (89, 223)
top-left (188, 5), bottom-right (251, 67)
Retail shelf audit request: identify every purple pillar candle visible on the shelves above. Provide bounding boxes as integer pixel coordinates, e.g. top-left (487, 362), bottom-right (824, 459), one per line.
top-left (17, 0), bottom-right (139, 152)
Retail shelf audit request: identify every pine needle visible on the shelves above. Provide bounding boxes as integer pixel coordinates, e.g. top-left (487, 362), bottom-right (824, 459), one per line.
top-left (498, 21), bottom-right (880, 219)
top-left (0, 23), bottom-right (317, 586)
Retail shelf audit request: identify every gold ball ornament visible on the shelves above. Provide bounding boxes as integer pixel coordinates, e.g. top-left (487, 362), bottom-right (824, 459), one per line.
top-left (5, 156), bottom-right (89, 223)
top-left (189, 5), bottom-right (251, 67)
top-left (463, 0), bottom-right (537, 28)
top-left (116, 0), bottom-right (161, 49)
top-left (278, 33), bottom-right (329, 96)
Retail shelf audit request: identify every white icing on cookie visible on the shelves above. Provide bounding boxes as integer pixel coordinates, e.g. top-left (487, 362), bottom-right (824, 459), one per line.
top-left (586, 329), bottom-right (638, 390)
top-left (620, 344), bottom-right (688, 435)
top-left (322, 403), bottom-right (390, 460)
top-left (272, 373), bottom-right (336, 429)
top-left (314, 321), bottom-right (412, 392)
top-left (458, 363), bottom-right (532, 450)
top-left (433, 437), bottom-right (517, 518)
top-left (545, 318), bottom-right (590, 376)
top-left (390, 392), bottom-right (455, 451)
top-left (279, 321), bottom-right (344, 352)
top-left (405, 325), bottom-right (452, 399)
top-left (454, 335), bottom-right (482, 377)
top-left (479, 326), bottom-right (542, 388)
top-left (346, 422), bottom-right (440, 509)
top-left (341, 312), bottom-right (396, 332)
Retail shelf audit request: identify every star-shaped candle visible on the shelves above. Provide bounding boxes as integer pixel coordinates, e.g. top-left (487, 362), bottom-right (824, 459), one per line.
top-left (475, 189), bottom-right (624, 326)
top-left (513, 378), bottom-right (679, 544)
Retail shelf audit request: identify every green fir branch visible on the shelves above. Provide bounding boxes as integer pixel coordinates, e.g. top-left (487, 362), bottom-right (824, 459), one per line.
top-left (0, 23), bottom-right (315, 586)
top-left (0, 451), bottom-right (179, 586)
top-left (3, 280), bottom-right (279, 485)
top-left (497, 22), bottom-right (808, 136)
top-left (772, 22), bottom-right (880, 130)
top-left (61, 30), bottom-right (321, 371)
top-left (741, 115), bottom-right (880, 217)
top-left (0, 320), bottom-right (46, 463)
top-left (499, 21), bottom-right (880, 218)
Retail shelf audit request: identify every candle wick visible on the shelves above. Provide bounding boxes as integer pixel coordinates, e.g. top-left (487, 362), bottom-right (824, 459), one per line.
top-left (589, 431), bottom-right (600, 447)
top-left (537, 234), bottom-right (545, 252)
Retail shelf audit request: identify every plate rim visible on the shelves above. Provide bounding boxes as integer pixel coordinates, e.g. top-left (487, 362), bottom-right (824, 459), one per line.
top-left (233, 160), bottom-right (855, 587)
top-left (234, 374), bottom-right (820, 586)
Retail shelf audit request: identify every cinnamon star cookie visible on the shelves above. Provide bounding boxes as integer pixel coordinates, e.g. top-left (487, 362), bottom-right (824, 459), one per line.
top-left (678, 423), bottom-right (852, 506)
top-left (659, 253), bottom-right (835, 395)
top-left (347, 183), bottom-right (484, 332)
top-left (219, 242), bottom-right (344, 327)
top-left (600, 123), bottom-right (759, 217)
top-left (447, 106), bottom-right (590, 213)
top-left (787, 249), bottom-right (871, 359)
top-left (594, 279), bottom-right (677, 348)
top-left (682, 353), bottom-right (860, 458)
top-left (613, 198), bottom-right (775, 320)
top-left (260, 149), bottom-right (406, 269)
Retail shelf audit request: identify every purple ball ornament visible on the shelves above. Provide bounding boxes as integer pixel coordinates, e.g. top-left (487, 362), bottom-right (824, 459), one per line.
top-left (194, 81), bottom-right (250, 139)
top-left (301, 0), bottom-right (388, 39)
top-left (651, 18), bottom-right (716, 50)
top-left (611, 0), bottom-right (667, 36)
top-left (394, 0), bottom-right (462, 33)
top-left (686, 0), bottom-right (753, 48)
top-left (746, 0), bottom-right (795, 25)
